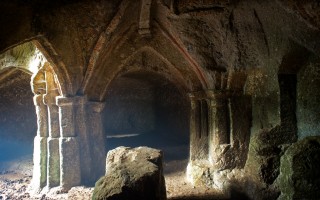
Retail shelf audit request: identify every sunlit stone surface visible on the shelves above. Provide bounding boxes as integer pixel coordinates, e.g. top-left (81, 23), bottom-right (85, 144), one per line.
top-left (92, 146), bottom-right (166, 200)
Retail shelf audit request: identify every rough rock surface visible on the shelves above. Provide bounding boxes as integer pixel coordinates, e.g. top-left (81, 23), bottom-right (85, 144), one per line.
top-left (92, 146), bottom-right (167, 200)
top-left (277, 136), bottom-right (320, 200)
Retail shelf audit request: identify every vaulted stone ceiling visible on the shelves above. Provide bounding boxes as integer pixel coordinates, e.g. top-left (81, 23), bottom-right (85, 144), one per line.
top-left (0, 0), bottom-right (319, 99)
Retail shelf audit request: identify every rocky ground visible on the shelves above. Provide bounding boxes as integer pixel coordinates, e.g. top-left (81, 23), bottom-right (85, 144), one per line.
top-left (0, 153), bottom-right (227, 200)
top-left (164, 159), bottom-right (227, 200)
top-left (0, 155), bottom-right (94, 200)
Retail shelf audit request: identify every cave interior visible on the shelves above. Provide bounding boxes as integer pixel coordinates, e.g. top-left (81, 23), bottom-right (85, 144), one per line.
top-left (0, 0), bottom-right (320, 199)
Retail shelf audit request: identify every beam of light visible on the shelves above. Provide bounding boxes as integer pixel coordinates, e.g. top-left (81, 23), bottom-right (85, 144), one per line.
top-left (27, 48), bottom-right (46, 74)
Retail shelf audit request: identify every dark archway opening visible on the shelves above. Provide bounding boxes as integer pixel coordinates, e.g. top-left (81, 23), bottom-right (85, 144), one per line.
top-left (0, 67), bottom-right (36, 172)
top-left (277, 42), bottom-right (311, 142)
top-left (102, 71), bottom-right (190, 163)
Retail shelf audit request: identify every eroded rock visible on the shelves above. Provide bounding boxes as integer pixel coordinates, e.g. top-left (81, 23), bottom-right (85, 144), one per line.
top-left (277, 136), bottom-right (320, 200)
top-left (92, 146), bottom-right (167, 200)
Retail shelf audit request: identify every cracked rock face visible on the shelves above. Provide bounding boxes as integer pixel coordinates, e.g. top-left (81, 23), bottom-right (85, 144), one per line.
top-left (277, 136), bottom-right (320, 200)
top-left (92, 146), bottom-right (167, 200)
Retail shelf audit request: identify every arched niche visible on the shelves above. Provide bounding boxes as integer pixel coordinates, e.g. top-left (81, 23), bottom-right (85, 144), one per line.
top-left (0, 40), bottom-right (73, 193)
top-left (0, 67), bottom-right (36, 162)
top-left (0, 40), bottom-right (55, 167)
top-left (102, 70), bottom-right (190, 162)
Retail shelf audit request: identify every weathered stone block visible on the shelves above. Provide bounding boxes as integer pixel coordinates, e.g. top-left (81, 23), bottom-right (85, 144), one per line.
top-left (277, 136), bottom-right (320, 200)
top-left (59, 137), bottom-right (81, 191)
top-left (30, 135), bottom-right (47, 193)
top-left (47, 137), bottom-right (60, 188)
top-left (92, 146), bottom-right (167, 200)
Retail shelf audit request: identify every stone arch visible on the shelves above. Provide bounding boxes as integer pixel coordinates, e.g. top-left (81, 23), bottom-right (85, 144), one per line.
top-left (100, 46), bottom-right (192, 101)
top-left (0, 39), bottom-right (73, 97)
top-left (30, 61), bottom-right (85, 192)
top-left (0, 40), bottom-right (76, 193)
top-left (102, 60), bottom-right (191, 163)
top-left (0, 40), bottom-right (86, 193)
top-left (81, 13), bottom-right (208, 101)
top-left (0, 42), bottom-right (37, 74)
top-left (83, 41), bottom-right (205, 102)
top-left (33, 37), bottom-right (73, 97)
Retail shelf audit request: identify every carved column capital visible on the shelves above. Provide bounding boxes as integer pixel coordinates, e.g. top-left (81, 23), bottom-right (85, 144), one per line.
top-left (43, 94), bottom-right (56, 106)
top-left (56, 96), bottom-right (87, 107)
top-left (33, 94), bottom-right (45, 106)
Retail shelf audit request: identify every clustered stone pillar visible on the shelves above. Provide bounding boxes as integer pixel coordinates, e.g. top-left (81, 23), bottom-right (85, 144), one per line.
top-left (187, 90), bottom-right (231, 186)
top-left (56, 96), bottom-right (82, 191)
top-left (44, 70), bottom-right (61, 188)
top-left (31, 94), bottom-right (48, 192)
top-left (210, 94), bottom-right (230, 146)
top-left (188, 91), bottom-right (230, 162)
top-left (189, 93), bottom-right (210, 161)
top-left (30, 65), bottom-right (107, 193)
top-left (208, 93), bottom-right (232, 168)
top-left (187, 90), bottom-right (252, 188)
top-left (44, 94), bottom-right (61, 188)
top-left (31, 95), bottom-right (107, 193)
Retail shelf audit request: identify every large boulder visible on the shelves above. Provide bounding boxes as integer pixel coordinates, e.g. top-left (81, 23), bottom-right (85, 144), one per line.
top-left (277, 136), bottom-right (320, 200)
top-left (92, 146), bottom-right (167, 200)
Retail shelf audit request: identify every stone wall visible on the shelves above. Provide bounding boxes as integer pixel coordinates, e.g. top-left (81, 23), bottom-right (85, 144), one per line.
top-left (277, 136), bottom-right (320, 199)
top-left (103, 77), bottom-right (156, 134)
top-left (297, 56), bottom-right (320, 139)
top-left (103, 74), bottom-right (189, 143)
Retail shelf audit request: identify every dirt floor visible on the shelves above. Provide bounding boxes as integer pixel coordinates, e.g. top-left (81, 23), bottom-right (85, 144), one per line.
top-left (0, 155), bottom-right (229, 200)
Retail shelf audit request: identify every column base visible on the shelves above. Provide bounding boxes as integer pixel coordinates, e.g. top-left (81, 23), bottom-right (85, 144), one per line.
top-left (59, 137), bottom-right (81, 191)
top-left (30, 135), bottom-right (47, 194)
top-left (47, 137), bottom-right (60, 188)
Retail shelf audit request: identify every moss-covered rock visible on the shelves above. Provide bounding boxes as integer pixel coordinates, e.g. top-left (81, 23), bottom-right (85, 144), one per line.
top-left (277, 136), bottom-right (320, 200)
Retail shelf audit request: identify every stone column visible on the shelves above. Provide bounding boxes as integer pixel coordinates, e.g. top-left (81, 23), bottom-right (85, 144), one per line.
top-left (87, 102), bottom-right (106, 182)
top-left (210, 94), bottom-right (230, 146)
top-left (208, 93), bottom-right (232, 167)
top-left (189, 96), bottom-right (198, 161)
top-left (56, 96), bottom-right (81, 191)
top-left (42, 68), bottom-right (61, 189)
top-left (187, 92), bottom-right (212, 186)
top-left (31, 94), bottom-right (48, 192)
top-left (43, 94), bottom-right (61, 188)
top-left (73, 96), bottom-right (92, 185)
top-left (86, 101), bottom-right (106, 183)
top-left (189, 93), bottom-right (210, 161)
